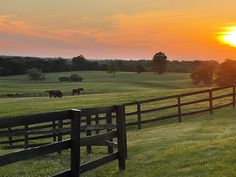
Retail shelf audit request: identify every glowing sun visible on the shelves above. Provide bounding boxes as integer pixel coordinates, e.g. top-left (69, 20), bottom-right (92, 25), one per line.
top-left (218, 26), bottom-right (236, 47)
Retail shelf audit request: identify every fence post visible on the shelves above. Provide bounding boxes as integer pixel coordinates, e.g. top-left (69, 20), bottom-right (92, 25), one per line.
top-left (86, 115), bottom-right (92, 154)
top-left (52, 120), bottom-right (57, 143)
top-left (233, 85), bottom-right (236, 108)
top-left (209, 89), bottom-right (213, 114)
top-left (8, 127), bottom-right (13, 146)
top-left (24, 124), bottom-right (29, 149)
top-left (58, 120), bottom-right (63, 142)
top-left (115, 105), bottom-right (126, 170)
top-left (95, 114), bottom-right (99, 135)
top-left (177, 96), bottom-right (182, 122)
top-left (70, 109), bottom-right (81, 177)
top-left (137, 102), bottom-right (142, 130)
top-left (57, 119), bottom-right (63, 154)
top-left (106, 112), bottom-right (113, 154)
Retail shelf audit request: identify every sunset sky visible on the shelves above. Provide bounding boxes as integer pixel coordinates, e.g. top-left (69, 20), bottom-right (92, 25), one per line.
top-left (0, 0), bottom-right (236, 60)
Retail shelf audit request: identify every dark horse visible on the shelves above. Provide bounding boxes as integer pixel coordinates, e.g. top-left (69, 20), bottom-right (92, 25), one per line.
top-left (46, 90), bottom-right (63, 98)
top-left (72, 88), bottom-right (84, 96)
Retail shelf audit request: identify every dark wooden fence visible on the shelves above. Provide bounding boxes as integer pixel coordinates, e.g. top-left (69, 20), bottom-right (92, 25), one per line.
top-left (1, 85), bottom-right (235, 147)
top-left (124, 85), bottom-right (236, 129)
top-left (0, 92), bottom-right (73, 98)
top-left (0, 85), bottom-right (235, 176)
top-left (0, 105), bottom-right (127, 177)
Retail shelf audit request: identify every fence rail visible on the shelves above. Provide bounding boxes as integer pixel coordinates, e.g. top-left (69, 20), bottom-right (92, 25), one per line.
top-left (0, 85), bottom-right (236, 147)
top-left (124, 84), bottom-right (236, 129)
top-left (0, 84), bottom-right (235, 176)
top-left (0, 106), bottom-right (127, 177)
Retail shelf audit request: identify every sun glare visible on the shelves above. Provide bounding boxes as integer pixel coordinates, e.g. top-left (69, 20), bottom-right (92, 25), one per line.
top-left (218, 26), bottom-right (236, 47)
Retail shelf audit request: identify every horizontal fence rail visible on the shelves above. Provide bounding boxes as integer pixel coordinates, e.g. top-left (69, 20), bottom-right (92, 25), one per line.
top-left (0, 85), bottom-right (235, 176)
top-left (0, 106), bottom-right (127, 177)
top-left (0, 85), bottom-right (236, 148)
top-left (124, 84), bottom-right (236, 129)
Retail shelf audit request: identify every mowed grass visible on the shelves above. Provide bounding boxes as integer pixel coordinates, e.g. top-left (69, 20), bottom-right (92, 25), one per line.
top-left (0, 71), bottom-right (197, 94)
top-left (0, 71), bottom-right (202, 118)
top-left (1, 71), bottom-right (236, 177)
top-left (0, 107), bottom-right (236, 177)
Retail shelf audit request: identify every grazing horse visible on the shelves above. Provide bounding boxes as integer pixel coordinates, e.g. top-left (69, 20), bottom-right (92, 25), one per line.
top-left (46, 90), bottom-right (63, 98)
top-left (72, 88), bottom-right (84, 96)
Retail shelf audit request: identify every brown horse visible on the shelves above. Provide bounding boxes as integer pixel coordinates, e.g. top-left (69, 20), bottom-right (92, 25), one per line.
top-left (72, 88), bottom-right (84, 95)
top-left (46, 90), bottom-right (63, 98)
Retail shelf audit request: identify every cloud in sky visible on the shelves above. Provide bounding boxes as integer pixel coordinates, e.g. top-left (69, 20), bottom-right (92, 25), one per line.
top-left (0, 0), bottom-right (236, 60)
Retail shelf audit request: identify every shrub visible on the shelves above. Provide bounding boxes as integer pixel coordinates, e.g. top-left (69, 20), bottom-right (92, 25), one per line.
top-left (59, 74), bottom-right (83, 82)
top-left (27, 68), bottom-right (45, 80)
top-left (70, 74), bottom-right (83, 81)
top-left (59, 76), bottom-right (70, 82)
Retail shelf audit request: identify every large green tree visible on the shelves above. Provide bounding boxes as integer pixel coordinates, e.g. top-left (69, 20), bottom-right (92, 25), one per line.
top-left (72, 55), bottom-right (88, 70)
top-left (191, 62), bottom-right (216, 85)
top-left (215, 59), bottom-right (236, 86)
top-left (152, 52), bottom-right (167, 74)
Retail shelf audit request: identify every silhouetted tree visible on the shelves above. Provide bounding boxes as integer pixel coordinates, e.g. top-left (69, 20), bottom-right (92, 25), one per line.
top-left (191, 62), bottom-right (216, 85)
top-left (152, 52), bottom-right (167, 74)
top-left (215, 59), bottom-right (236, 86)
top-left (72, 55), bottom-right (88, 70)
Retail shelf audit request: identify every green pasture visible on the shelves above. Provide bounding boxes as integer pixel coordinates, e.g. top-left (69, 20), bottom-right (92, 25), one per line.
top-left (0, 71), bottom-right (236, 177)
top-left (0, 71), bottom-right (196, 94)
top-left (0, 107), bottom-right (236, 177)
top-left (0, 71), bottom-right (202, 117)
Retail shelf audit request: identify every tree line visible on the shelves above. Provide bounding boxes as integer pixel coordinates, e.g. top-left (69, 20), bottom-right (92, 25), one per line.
top-left (191, 59), bottom-right (236, 86)
top-left (0, 55), bottom-right (103, 76)
top-left (0, 54), bottom-right (219, 76)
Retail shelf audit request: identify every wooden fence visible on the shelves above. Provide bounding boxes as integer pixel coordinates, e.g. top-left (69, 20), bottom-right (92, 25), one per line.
top-left (0, 85), bottom-right (235, 149)
top-left (124, 84), bottom-right (236, 129)
top-left (0, 84), bottom-right (235, 176)
top-left (0, 105), bottom-right (127, 177)
top-left (0, 85), bottom-right (235, 148)
top-left (0, 92), bottom-right (73, 98)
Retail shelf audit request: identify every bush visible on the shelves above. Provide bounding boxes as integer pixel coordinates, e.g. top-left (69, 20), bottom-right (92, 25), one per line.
top-left (59, 74), bottom-right (83, 82)
top-left (59, 76), bottom-right (70, 82)
top-left (70, 74), bottom-right (83, 81)
top-left (27, 68), bottom-right (45, 80)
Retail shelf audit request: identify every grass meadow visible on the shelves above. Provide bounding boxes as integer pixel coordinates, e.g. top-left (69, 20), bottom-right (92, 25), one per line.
top-left (0, 71), bottom-right (201, 118)
top-left (0, 71), bottom-right (236, 177)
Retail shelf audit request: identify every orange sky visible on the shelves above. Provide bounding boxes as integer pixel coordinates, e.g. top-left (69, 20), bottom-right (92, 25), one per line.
top-left (0, 0), bottom-right (236, 60)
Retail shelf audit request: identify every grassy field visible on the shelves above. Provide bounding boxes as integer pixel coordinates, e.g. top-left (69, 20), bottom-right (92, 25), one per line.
top-left (0, 107), bottom-right (236, 177)
top-left (0, 71), bottom-right (203, 118)
top-left (0, 71), bottom-right (197, 94)
top-left (1, 71), bottom-right (236, 177)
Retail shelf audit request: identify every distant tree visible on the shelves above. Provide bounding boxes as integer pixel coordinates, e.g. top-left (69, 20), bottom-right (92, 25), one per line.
top-left (27, 68), bottom-right (45, 80)
top-left (72, 55), bottom-right (88, 70)
top-left (215, 59), bottom-right (236, 86)
top-left (152, 52), bottom-right (167, 74)
top-left (107, 62), bottom-right (118, 78)
top-left (191, 63), bottom-right (216, 85)
top-left (136, 65), bottom-right (145, 73)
